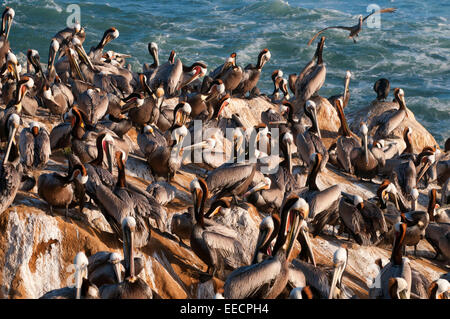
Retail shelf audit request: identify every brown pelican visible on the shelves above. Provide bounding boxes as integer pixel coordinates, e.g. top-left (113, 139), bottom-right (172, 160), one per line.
top-left (374, 88), bottom-right (409, 139)
top-left (40, 252), bottom-right (100, 299)
top-left (19, 121), bottom-right (51, 171)
top-left (140, 124), bottom-right (188, 180)
top-left (425, 189), bottom-right (450, 262)
top-left (0, 113), bottom-right (21, 215)
top-left (428, 189), bottom-right (450, 223)
top-left (100, 217), bottom-right (153, 299)
top-left (41, 75), bottom-right (74, 118)
top-left (143, 42), bottom-right (159, 74)
top-left (209, 52), bottom-right (236, 80)
top-left (296, 100), bottom-right (328, 170)
top-left (223, 196), bottom-right (308, 299)
top-left (334, 98), bottom-right (360, 173)
top-left (351, 123), bottom-right (379, 180)
top-left (374, 78), bottom-right (390, 101)
top-left (372, 222), bottom-right (412, 299)
top-left (53, 23), bottom-right (85, 57)
top-left (428, 279), bottom-right (449, 299)
top-left (234, 48), bottom-right (271, 97)
top-left (251, 215), bottom-right (280, 264)
top-left (0, 77), bottom-right (34, 141)
top-left (339, 194), bottom-right (387, 245)
top-left (89, 27), bottom-right (120, 62)
top-left (76, 88), bottom-right (109, 126)
top-left (301, 153), bottom-right (341, 220)
top-left (295, 37), bottom-right (326, 107)
top-left (328, 70), bottom-right (352, 108)
top-left (87, 252), bottom-right (122, 288)
top-left (0, 7), bottom-right (14, 69)
top-left (206, 162), bottom-right (257, 203)
top-left (37, 162), bottom-right (88, 217)
top-left (189, 178), bottom-right (250, 279)
top-left (307, 8), bottom-right (397, 45)
top-left (328, 247), bottom-right (355, 299)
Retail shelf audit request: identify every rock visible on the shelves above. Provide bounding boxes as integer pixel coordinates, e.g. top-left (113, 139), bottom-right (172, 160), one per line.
top-left (348, 100), bottom-right (438, 153)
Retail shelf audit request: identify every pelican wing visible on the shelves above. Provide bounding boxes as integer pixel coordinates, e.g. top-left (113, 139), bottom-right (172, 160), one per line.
top-left (363, 8), bottom-right (397, 22)
top-left (35, 128), bottom-right (51, 167)
top-left (203, 231), bottom-right (250, 269)
top-left (224, 258), bottom-right (281, 299)
top-left (19, 128), bottom-right (35, 168)
top-left (307, 26), bottom-right (354, 46)
top-left (308, 185), bottom-right (341, 219)
top-left (297, 64), bottom-right (326, 102)
top-left (88, 251), bottom-right (112, 274)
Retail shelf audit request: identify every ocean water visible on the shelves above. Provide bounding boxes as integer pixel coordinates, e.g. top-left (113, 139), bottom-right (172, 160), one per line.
top-left (4, 0), bottom-right (449, 144)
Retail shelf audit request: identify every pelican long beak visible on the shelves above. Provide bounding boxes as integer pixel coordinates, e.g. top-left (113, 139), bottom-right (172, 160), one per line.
top-left (286, 141), bottom-right (292, 175)
top-left (113, 262), bottom-right (122, 283)
top-left (301, 226), bottom-right (316, 267)
top-left (182, 140), bottom-right (209, 152)
top-left (107, 142), bottom-right (113, 174)
top-left (74, 42), bottom-right (94, 71)
top-left (8, 61), bottom-right (19, 82)
top-left (216, 100), bottom-right (229, 120)
top-left (5, 15), bottom-right (12, 40)
top-left (417, 160), bottom-right (432, 183)
top-left (312, 106), bottom-right (321, 139)
top-left (244, 181), bottom-right (269, 198)
top-left (286, 211), bottom-right (302, 259)
top-left (68, 49), bottom-right (85, 82)
top-left (4, 124), bottom-right (18, 163)
top-left (363, 133), bottom-right (369, 165)
top-left (74, 265), bottom-right (85, 299)
top-left (251, 228), bottom-right (269, 264)
top-left (179, 68), bottom-right (202, 89)
top-left (269, 121), bottom-right (288, 125)
top-left (329, 263), bottom-right (342, 299)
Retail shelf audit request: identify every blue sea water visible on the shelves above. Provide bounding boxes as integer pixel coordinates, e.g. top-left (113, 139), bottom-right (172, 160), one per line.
top-left (3, 0), bottom-right (449, 144)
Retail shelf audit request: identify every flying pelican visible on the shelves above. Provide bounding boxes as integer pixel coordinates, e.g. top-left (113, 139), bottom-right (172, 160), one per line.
top-left (0, 113), bottom-right (21, 215)
top-left (189, 178), bottom-right (250, 279)
top-left (234, 48), bottom-right (271, 97)
top-left (374, 78), bottom-right (390, 101)
top-left (40, 252), bottom-right (100, 299)
top-left (100, 217), bottom-right (154, 299)
top-left (307, 8), bottom-right (397, 45)
top-left (37, 162), bottom-right (88, 217)
top-left (223, 196), bottom-right (308, 299)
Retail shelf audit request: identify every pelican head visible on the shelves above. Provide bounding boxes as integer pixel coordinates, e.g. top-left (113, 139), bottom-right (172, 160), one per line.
top-left (6, 51), bottom-right (19, 81)
top-left (329, 247), bottom-right (348, 299)
top-left (74, 251), bottom-right (89, 299)
top-left (244, 176), bottom-right (272, 198)
top-left (388, 277), bottom-right (409, 299)
top-left (71, 164), bottom-right (88, 184)
top-left (428, 279), bottom-right (449, 299)
top-left (29, 121), bottom-right (40, 136)
top-left (2, 7), bottom-right (15, 40)
top-left (345, 70), bottom-right (352, 79)
top-left (109, 252), bottom-right (123, 283)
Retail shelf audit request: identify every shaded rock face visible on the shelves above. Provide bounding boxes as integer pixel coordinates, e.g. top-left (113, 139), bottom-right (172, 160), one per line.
top-left (347, 100), bottom-right (438, 152)
top-left (0, 96), bottom-right (447, 299)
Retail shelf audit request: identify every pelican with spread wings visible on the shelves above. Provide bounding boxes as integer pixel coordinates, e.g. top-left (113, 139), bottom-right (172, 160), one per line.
top-left (307, 8), bottom-right (397, 45)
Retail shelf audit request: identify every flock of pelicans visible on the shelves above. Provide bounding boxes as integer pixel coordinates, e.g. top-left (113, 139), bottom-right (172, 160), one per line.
top-left (0, 6), bottom-right (448, 299)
